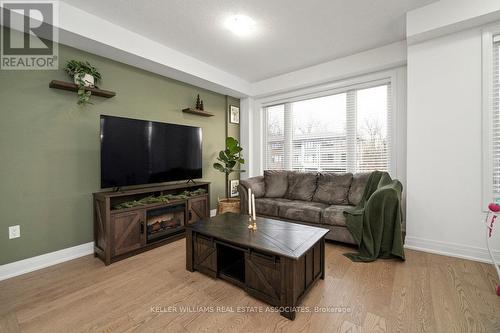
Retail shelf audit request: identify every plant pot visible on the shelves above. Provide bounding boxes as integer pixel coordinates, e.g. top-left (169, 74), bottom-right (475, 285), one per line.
top-left (217, 198), bottom-right (240, 215)
top-left (74, 73), bottom-right (95, 87)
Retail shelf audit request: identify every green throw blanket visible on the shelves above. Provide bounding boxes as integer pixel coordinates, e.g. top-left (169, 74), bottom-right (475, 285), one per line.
top-left (343, 171), bottom-right (405, 262)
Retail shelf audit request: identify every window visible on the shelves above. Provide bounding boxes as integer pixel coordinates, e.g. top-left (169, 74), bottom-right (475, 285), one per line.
top-left (265, 105), bottom-right (285, 170)
top-left (493, 36), bottom-right (500, 196)
top-left (291, 94), bottom-right (347, 172)
top-left (482, 28), bottom-right (500, 207)
top-left (356, 85), bottom-right (391, 173)
top-left (484, 32), bottom-right (500, 205)
top-left (264, 83), bottom-right (392, 174)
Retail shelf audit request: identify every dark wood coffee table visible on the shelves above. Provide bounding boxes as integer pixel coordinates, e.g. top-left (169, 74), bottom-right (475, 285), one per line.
top-left (185, 213), bottom-right (328, 320)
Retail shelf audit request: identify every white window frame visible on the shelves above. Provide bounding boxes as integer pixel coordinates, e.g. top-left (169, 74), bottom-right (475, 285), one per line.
top-left (255, 68), bottom-right (406, 184)
top-left (482, 24), bottom-right (500, 210)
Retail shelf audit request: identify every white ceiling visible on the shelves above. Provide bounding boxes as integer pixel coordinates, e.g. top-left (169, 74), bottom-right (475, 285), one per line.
top-left (62, 0), bottom-right (437, 83)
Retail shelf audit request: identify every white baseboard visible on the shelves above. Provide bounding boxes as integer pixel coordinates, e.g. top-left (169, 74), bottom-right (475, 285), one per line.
top-left (0, 242), bottom-right (94, 281)
top-left (405, 236), bottom-right (500, 264)
top-left (2, 235), bottom-right (497, 281)
top-left (1, 211), bottom-right (219, 282)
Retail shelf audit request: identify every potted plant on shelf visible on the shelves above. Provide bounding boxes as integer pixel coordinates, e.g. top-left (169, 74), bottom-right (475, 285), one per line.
top-left (213, 137), bottom-right (245, 214)
top-left (63, 60), bottom-right (102, 105)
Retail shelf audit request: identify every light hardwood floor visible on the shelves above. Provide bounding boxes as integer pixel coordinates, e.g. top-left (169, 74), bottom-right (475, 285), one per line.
top-left (0, 240), bottom-right (499, 333)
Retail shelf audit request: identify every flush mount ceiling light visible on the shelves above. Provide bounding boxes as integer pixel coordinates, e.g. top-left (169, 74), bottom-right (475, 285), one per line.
top-left (224, 15), bottom-right (256, 37)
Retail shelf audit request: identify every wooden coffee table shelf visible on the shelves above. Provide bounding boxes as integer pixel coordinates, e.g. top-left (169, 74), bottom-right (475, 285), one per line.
top-left (185, 213), bottom-right (328, 320)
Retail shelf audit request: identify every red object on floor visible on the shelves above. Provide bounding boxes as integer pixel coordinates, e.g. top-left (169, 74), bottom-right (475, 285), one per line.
top-left (497, 285), bottom-right (500, 296)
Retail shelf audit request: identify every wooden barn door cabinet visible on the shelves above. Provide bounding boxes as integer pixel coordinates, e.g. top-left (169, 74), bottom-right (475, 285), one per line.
top-left (187, 196), bottom-right (209, 225)
top-left (111, 210), bottom-right (146, 257)
top-left (94, 182), bottom-right (210, 265)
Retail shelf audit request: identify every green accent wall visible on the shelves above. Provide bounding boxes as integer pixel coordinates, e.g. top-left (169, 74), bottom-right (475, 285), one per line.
top-left (225, 96), bottom-right (241, 197)
top-left (0, 40), bottom-right (239, 265)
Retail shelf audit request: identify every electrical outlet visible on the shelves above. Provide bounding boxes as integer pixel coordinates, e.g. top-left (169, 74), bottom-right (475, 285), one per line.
top-left (8, 225), bottom-right (20, 239)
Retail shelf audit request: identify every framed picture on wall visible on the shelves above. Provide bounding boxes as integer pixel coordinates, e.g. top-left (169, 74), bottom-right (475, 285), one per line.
top-left (229, 105), bottom-right (240, 124)
top-left (230, 179), bottom-right (240, 197)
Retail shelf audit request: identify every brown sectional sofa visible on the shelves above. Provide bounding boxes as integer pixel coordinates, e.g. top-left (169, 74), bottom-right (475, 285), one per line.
top-left (238, 170), bottom-right (374, 244)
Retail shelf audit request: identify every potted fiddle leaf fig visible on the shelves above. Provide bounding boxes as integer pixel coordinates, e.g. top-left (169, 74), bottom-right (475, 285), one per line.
top-left (64, 60), bottom-right (102, 105)
top-left (213, 137), bottom-right (245, 214)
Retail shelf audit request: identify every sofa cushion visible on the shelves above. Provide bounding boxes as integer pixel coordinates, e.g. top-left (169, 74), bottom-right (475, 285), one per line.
top-left (240, 176), bottom-right (265, 198)
top-left (312, 173), bottom-right (353, 205)
top-left (278, 201), bottom-right (328, 223)
top-left (264, 170), bottom-right (288, 198)
top-left (285, 171), bottom-right (318, 201)
top-left (348, 172), bottom-right (371, 205)
top-left (255, 198), bottom-right (291, 216)
top-left (322, 205), bottom-right (351, 227)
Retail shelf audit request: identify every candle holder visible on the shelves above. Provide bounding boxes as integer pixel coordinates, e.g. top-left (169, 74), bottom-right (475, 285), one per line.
top-left (248, 215), bottom-right (257, 231)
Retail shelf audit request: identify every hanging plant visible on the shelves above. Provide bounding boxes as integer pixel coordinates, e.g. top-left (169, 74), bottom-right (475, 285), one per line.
top-left (63, 60), bottom-right (102, 105)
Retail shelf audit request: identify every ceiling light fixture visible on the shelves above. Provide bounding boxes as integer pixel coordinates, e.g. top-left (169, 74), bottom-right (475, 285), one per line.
top-left (224, 14), bottom-right (256, 37)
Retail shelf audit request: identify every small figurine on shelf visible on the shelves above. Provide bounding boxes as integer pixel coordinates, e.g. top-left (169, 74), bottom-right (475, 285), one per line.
top-left (195, 94), bottom-right (202, 110)
top-left (200, 100), bottom-right (204, 111)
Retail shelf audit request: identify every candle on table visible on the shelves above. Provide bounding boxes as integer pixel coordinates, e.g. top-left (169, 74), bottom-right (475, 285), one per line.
top-left (248, 188), bottom-right (252, 215)
top-left (252, 193), bottom-right (256, 221)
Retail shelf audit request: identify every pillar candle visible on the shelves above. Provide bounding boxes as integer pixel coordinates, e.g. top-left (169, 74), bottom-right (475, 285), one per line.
top-left (252, 193), bottom-right (256, 220)
top-left (248, 188), bottom-right (252, 215)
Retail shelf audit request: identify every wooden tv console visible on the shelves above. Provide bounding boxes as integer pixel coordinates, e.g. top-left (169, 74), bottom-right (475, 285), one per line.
top-left (93, 182), bottom-right (210, 265)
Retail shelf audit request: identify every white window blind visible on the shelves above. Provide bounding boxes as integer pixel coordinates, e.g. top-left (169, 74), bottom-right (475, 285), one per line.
top-left (264, 83), bottom-right (392, 174)
top-left (492, 36), bottom-right (500, 194)
top-left (265, 105), bottom-right (285, 170)
top-left (356, 85), bottom-right (392, 173)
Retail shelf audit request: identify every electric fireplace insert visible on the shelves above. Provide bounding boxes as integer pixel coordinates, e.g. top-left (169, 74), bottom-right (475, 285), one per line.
top-left (146, 204), bottom-right (185, 243)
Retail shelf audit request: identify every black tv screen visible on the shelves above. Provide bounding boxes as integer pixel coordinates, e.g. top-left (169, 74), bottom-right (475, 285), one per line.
top-left (100, 115), bottom-right (202, 188)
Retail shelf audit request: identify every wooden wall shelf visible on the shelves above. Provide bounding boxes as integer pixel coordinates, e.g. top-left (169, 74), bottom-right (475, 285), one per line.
top-left (182, 108), bottom-right (214, 117)
top-left (49, 80), bottom-right (116, 98)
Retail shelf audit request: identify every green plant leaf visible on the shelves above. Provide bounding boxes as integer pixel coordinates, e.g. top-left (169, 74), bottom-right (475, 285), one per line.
top-left (218, 151), bottom-right (229, 162)
top-left (226, 137), bottom-right (237, 149)
top-left (213, 163), bottom-right (225, 173)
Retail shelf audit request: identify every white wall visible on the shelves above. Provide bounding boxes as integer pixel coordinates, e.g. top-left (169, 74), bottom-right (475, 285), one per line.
top-left (407, 0), bottom-right (500, 45)
top-left (406, 27), bottom-right (500, 262)
top-left (251, 41), bottom-right (406, 98)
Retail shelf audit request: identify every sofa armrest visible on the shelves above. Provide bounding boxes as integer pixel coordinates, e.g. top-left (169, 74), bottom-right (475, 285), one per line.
top-left (239, 176), bottom-right (265, 213)
top-left (365, 180), bottom-right (403, 227)
top-left (238, 184), bottom-right (249, 214)
top-left (366, 180), bottom-right (402, 207)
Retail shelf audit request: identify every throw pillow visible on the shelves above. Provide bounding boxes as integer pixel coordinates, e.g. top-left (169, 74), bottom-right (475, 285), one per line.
top-left (285, 171), bottom-right (318, 201)
top-left (312, 173), bottom-right (353, 205)
top-left (348, 172), bottom-right (371, 205)
top-left (264, 170), bottom-right (288, 198)
top-left (240, 177), bottom-right (265, 198)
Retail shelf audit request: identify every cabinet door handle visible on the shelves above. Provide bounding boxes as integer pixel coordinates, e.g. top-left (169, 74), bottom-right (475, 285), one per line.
top-left (140, 221), bottom-right (145, 234)
top-left (188, 211), bottom-right (192, 221)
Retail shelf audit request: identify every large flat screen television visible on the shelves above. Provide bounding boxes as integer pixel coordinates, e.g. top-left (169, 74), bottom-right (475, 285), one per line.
top-left (100, 115), bottom-right (202, 188)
